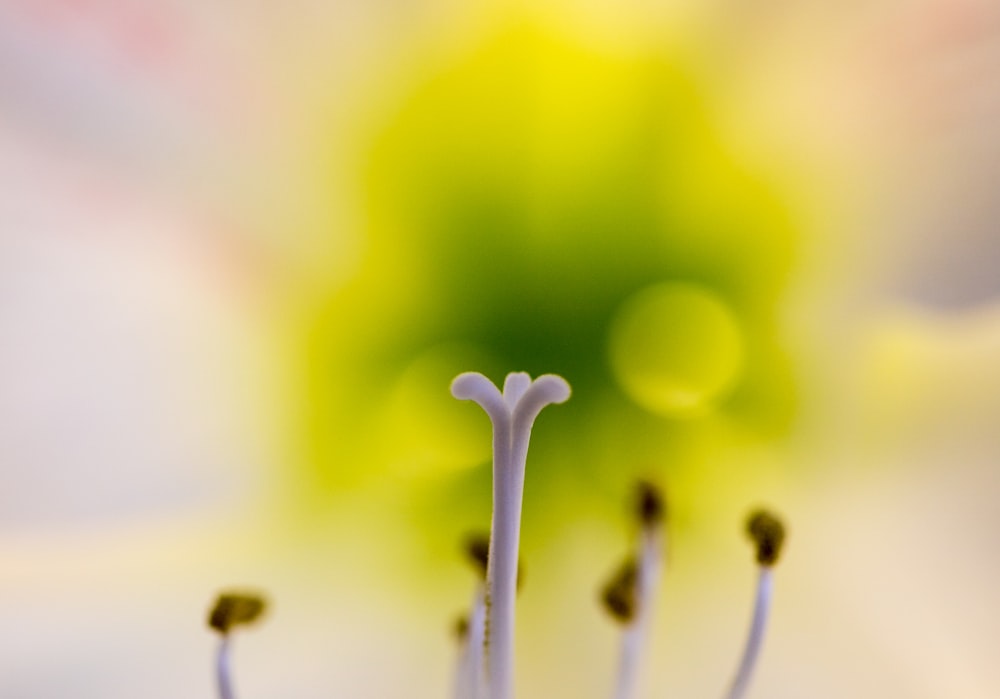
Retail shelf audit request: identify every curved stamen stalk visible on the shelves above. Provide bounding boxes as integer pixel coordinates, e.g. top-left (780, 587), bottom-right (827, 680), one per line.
top-left (207, 591), bottom-right (267, 699)
top-left (451, 371), bottom-right (570, 699)
top-left (602, 482), bottom-right (667, 699)
top-left (723, 510), bottom-right (786, 699)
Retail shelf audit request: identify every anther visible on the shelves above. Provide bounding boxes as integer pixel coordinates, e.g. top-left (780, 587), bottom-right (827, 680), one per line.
top-left (207, 590), bottom-right (267, 699)
top-left (746, 509), bottom-right (785, 567)
top-left (601, 556), bottom-right (639, 624)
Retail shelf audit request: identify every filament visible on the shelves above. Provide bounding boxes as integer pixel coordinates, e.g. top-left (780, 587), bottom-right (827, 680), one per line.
top-left (609, 500), bottom-right (665, 699)
top-left (216, 636), bottom-right (234, 699)
top-left (453, 589), bottom-right (487, 699)
top-left (723, 567), bottom-right (774, 699)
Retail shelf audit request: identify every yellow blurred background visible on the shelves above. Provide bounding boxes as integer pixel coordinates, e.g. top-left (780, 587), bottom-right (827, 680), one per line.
top-left (1, 1), bottom-right (999, 697)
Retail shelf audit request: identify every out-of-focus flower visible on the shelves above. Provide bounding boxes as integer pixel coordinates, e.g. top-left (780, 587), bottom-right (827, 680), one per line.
top-left (299, 20), bottom-right (800, 534)
top-left (1, 1), bottom-right (1000, 699)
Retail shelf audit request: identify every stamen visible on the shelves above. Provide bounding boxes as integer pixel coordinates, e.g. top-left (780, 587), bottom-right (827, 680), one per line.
top-left (453, 614), bottom-right (470, 643)
top-left (451, 371), bottom-right (570, 699)
top-left (464, 531), bottom-right (525, 590)
top-left (463, 532), bottom-right (491, 580)
top-left (452, 587), bottom-right (488, 699)
top-left (600, 482), bottom-right (667, 699)
top-left (465, 588), bottom-right (488, 699)
top-left (746, 509), bottom-right (786, 567)
top-left (723, 509), bottom-right (787, 699)
top-left (601, 556), bottom-right (639, 624)
top-left (208, 593), bottom-right (266, 634)
top-left (207, 591), bottom-right (267, 699)
top-left (635, 480), bottom-right (666, 528)
top-left (454, 530), bottom-right (528, 699)
top-left (457, 532), bottom-right (489, 699)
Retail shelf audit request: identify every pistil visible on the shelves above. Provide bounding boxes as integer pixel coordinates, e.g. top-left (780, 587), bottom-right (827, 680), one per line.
top-left (451, 371), bottom-right (570, 699)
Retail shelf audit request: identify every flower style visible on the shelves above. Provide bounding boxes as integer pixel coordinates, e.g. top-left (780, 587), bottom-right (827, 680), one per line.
top-left (451, 371), bottom-right (572, 699)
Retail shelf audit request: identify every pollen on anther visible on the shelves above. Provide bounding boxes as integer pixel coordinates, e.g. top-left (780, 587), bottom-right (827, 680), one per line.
top-left (600, 556), bottom-right (639, 624)
top-left (463, 532), bottom-right (525, 589)
top-left (746, 509), bottom-right (786, 566)
top-left (453, 613), bottom-right (470, 643)
top-left (635, 480), bottom-right (666, 527)
top-left (463, 533), bottom-right (491, 579)
top-left (208, 592), bottom-right (267, 634)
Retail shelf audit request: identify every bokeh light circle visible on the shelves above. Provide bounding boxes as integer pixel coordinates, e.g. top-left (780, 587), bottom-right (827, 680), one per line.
top-left (609, 282), bottom-right (744, 417)
top-left (380, 344), bottom-right (496, 476)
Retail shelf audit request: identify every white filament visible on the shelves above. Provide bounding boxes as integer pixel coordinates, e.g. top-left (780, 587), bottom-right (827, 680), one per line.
top-left (723, 567), bottom-right (774, 699)
top-left (216, 636), bottom-right (234, 699)
top-left (452, 371), bottom-right (571, 699)
top-left (453, 588), bottom-right (487, 699)
top-left (612, 523), bottom-right (664, 699)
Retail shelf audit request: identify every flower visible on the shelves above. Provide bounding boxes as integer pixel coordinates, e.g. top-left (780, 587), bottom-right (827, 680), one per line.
top-left (204, 373), bottom-right (789, 699)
